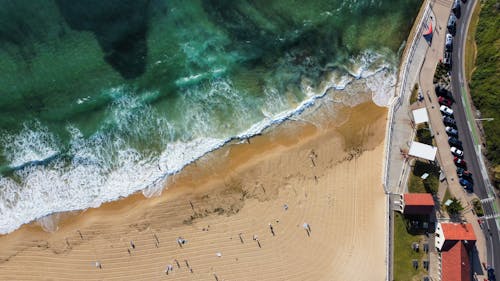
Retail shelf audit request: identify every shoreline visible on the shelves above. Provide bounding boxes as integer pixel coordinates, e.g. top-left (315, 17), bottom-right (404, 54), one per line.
top-left (0, 101), bottom-right (389, 280)
top-left (0, 62), bottom-right (391, 235)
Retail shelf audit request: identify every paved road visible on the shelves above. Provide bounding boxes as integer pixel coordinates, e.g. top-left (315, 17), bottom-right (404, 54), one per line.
top-left (449, 0), bottom-right (500, 272)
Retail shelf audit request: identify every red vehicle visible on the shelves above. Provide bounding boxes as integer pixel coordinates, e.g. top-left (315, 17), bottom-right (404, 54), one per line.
top-left (454, 157), bottom-right (467, 167)
top-left (439, 96), bottom-right (453, 106)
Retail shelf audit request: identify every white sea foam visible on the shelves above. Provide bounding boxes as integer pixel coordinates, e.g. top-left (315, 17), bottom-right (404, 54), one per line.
top-left (0, 51), bottom-right (397, 234)
top-left (1, 121), bottom-right (60, 167)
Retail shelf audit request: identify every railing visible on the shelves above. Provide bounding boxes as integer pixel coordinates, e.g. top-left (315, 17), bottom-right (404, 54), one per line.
top-left (384, 2), bottom-right (432, 281)
top-left (382, 3), bottom-right (432, 193)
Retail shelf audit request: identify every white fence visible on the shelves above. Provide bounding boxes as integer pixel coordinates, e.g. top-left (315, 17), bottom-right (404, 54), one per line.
top-left (384, 3), bottom-right (432, 281)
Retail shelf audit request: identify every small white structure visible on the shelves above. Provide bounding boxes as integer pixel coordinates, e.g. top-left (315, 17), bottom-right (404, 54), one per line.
top-left (408, 141), bottom-right (437, 161)
top-left (412, 108), bottom-right (429, 124)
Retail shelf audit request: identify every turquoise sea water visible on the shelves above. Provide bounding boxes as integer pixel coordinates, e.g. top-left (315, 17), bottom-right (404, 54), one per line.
top-left (0, 0), bottom-right (421, 233)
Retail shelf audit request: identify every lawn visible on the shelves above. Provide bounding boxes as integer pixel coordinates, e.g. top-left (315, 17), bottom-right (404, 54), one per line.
top-left (469, 0), bottom-right (500, 173)
top-left (465, 2), bottom-right (481, 81)
top-left (393, 212), bottom-right (428, 281)
top-left (408, 161), bottom-right (440, 194)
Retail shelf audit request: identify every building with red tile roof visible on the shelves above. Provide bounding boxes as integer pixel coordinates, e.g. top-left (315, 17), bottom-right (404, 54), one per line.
top-left (435, 222), bottom-right (477, 281)
top-left (402, 193), bottom-right (434, 215)
top-left (435, 222), bottom-right (476, 251)
top-left (440, 241), bottom-right (471, 281)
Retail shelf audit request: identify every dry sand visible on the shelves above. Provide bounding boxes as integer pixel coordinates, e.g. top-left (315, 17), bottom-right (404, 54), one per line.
top-left (0, 102), bottom-right (388, 281)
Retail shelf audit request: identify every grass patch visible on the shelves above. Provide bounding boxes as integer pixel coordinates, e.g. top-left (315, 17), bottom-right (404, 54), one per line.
top-left (393, 212), bottom-right (427, 281)
top-left (410, 83), bottom-right (419, 104)
top-left (415, 123), bottom-right (433, 145)
top-left (408, 161), bottom-right (440, 194)
top-left (472, 198), bottom-right (484, 217)
top-left (470, 0), bottom-right (500, 170)
top-left (465, 2), bottom-right (481, 81)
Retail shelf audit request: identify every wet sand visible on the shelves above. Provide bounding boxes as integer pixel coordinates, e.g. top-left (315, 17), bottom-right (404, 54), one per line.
top-left (0, 101), bottom-right (388, 281)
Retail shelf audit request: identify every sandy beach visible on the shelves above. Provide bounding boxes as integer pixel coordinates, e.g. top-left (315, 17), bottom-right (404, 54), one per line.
top-left (0, 101), bottom-right (388, 281)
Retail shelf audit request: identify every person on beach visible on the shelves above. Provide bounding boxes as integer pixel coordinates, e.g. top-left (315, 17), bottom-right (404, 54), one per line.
top-left (253, 234), bottom-right (261, 248)
top-left (303, 223), bottom-right (311, 236)
top-left (269, 223), bottom-right (275, 236)
top-left (177, 237), bottom-right (187, 247)
top-left (130, 241), bottom-right (135, 249)
top-left (95, 261), bottom-right (102, 269)
top-left (165, 264), bottom-right (173, 275)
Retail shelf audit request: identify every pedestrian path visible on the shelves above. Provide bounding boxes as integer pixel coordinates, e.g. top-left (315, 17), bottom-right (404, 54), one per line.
top-left (417, 0), bottom-right (489, 279)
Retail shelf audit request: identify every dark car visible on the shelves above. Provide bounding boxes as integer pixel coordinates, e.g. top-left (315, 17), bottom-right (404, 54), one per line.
top-left (488, 267), bottom-right (496, 281)
top-left (443, 116), bottom-right (457, 127)
top-left (447, 14), bottom-right (457, 35)
top-left (448, 137), bottom-right (463, 149)
top-left (439, 96), bottom-right (453, 106)
top-left (457, 167), bottom-right (472, 179)
top-left (445, 33), bottom-right (453, 51)
top-left (454, 157), bottom-right (467, 168)
top-left (435, 86), bottom-right (454, 100)
top-left (445, 126), bottom-right (458, 137)
top-left (462, 170), bottom-right (473, 180)
top-left (452, 0), bottom-right (461, 18)
top-left (460, 178), bottom-right (473, 192)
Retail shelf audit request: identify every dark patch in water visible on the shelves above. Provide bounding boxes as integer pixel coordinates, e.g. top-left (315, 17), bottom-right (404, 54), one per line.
top-left (55, 0), bottom-right (151, 79)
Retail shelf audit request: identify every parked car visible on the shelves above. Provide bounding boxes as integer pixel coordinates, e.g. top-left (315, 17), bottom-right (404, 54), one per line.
top-left (487, 266), bottom-right (496, 281)
top-left (462, 170), bottom-right (473, 180)
top-left (456, 167), bottom-right (465, 176)
top-left (435, 86), bottom-right (454, 100)
top-left (454, 157), bottom-right (467, 168)
top-left (459, 178), bottom-right (473, 192)
top-left (448, 137), bottom-right (463, 149)
top-left (452, 0), bottom-right (461, 17)
top-left (443, 116), bottom-right (457, 127)
top-left (445, 33), bottom-right (453, 51)
top-left (447, 14), bottom-right (457, 35)
top-left (439, 96), bottom-right (453, 106)
top-left (443, 51), bottom-right (452, 67)
top-left (451, 146), bottom-right (464, 157)
top-left (445, 126), bottom-right (458, 137)
top-left (440, 105), bottom-right (454, 116)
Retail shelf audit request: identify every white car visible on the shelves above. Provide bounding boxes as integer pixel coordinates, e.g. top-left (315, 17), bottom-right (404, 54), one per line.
top-left (440, 105), bottom-right (453, 116)
top-left (451, 146), bottom-right (464, 157)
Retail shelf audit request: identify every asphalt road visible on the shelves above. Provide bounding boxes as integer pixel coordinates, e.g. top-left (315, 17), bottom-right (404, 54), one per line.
top-left (448, 0), bottom-right (500, 272)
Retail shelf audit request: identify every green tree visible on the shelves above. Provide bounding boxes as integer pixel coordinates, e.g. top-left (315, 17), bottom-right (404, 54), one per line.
top-left (446, 198), bottom-right (464, 215)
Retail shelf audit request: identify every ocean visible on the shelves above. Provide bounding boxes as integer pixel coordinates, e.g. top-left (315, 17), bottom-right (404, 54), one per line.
top-left (0, 0), bottom-right (421, 234)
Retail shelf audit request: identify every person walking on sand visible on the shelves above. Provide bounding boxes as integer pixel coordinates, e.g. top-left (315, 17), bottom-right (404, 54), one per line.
top-left (303, 223), bottom-right (311, 237)
top-left (269, 223), bottom-right (275, 236)
top-left (130, 241), bottom-right (135, 249)
top-left (253, 234), bottom-right (261, 248)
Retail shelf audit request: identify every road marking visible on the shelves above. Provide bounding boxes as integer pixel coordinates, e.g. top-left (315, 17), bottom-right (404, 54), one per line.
top-left (460, 85), bottom-right (480, 144)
